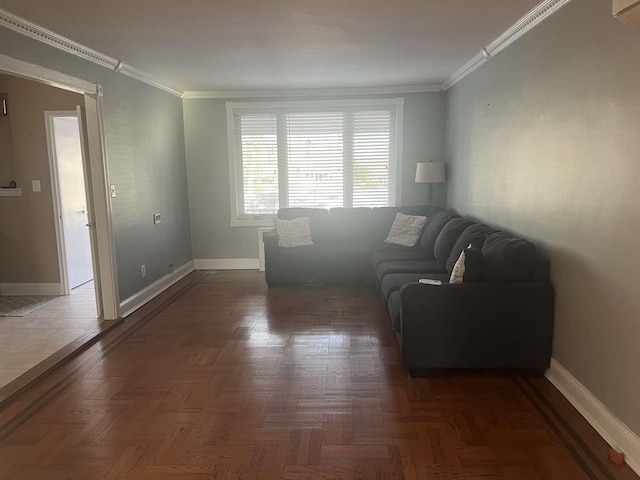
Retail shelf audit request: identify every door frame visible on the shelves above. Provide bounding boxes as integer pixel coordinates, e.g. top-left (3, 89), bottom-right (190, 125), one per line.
top-left (0, 52), bottom-right (120, 320)
top-left (44, 110), bottom-right (87, 297)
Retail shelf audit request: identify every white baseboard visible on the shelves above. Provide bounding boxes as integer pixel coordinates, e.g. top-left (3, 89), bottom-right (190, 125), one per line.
top-left (119, 260), bottom-right (194, 318)
top-left (0, 282), bottom-right (62, 296)
top-left (194, 258), bottom-right (259, 270)
top-left (546, 358), bottom-right (640, 475)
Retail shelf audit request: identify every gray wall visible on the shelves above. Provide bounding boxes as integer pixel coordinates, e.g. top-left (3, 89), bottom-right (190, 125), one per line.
top-left (446, 0), bottom-right (640, 434)
top-left (0, 28), bottom-right (193, 300)
top-left (184, 93), bottom-right (446, 260)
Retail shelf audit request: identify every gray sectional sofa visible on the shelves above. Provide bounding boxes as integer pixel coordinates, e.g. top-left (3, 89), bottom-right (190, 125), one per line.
top-left (264, 207), bottom-right (554, 375)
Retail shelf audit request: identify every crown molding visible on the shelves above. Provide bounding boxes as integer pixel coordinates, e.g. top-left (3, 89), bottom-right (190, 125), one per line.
top-left (119, 63), bottom-right (184, 98)
top-left (1, 0), bottom-right (573, 99)
top-left (0, 7), bottom-right (184, 97)
top-left (442, 0), bottom-right (573, 90)
top-left (184, 84), bottom-right (443, 99)
top-left (441, 50), bottom-right (490, 91)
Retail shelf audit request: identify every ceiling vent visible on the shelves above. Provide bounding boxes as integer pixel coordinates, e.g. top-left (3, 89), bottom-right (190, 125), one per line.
top-left (613, 0), bottom-right (640, 28)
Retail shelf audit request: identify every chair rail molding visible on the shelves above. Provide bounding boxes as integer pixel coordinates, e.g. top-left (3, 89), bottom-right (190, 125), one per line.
top-left (0, 7), bottom-right (184, 97)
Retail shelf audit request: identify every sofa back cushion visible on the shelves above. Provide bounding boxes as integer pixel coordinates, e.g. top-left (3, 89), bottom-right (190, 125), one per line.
top-left (445, 223), bottom-right (497, 273)
top-left (433, 218), bottom-right (476, 267)
top-left (370, 206), bottom-right (441, 243)
top-left (312, 208), bottom-right (376, 244)
top-left (482, 232), bottom-right (538, 281)
top-left (419, 210), bottom-right (460, 258)
top-left (278, 208), bottom-right (328, 220)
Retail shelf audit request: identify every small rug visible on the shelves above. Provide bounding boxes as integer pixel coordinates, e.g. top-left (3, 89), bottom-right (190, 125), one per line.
top-left (0, 295), bottom-right (58, 317)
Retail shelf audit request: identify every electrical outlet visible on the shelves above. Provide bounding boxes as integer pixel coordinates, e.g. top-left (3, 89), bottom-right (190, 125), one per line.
top-left (110, 184), bottom-right (117, 198)
top-left (169, 264), bottom-right (175, 273)
top-left (153, 213), bottom-right (161, 224)
top-left (32, 180), bottom-right (41, 192)
top-left (141, 264), bottom-right (146, 277)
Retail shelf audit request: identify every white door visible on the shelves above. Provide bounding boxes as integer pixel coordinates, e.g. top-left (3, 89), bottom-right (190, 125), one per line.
top-left (51, 114), bottom-right (94, 289)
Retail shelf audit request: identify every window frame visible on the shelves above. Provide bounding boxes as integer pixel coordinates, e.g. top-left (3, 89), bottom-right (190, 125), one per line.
top-left (226, 98), bottom-right (404, 227)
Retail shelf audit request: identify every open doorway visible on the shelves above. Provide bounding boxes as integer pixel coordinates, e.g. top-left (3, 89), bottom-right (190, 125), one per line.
top-left (45, 111), bottom-right (97, 301)
top-left (0, 54), bottom-right (119, 394)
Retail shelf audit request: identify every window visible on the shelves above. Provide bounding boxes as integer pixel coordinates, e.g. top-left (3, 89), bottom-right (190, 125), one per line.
top-left (227, 99), bottom-right (403, 226)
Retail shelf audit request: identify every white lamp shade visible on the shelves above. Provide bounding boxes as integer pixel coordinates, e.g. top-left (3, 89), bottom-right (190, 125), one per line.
top-left (415, 162), bottom-right (446, 183)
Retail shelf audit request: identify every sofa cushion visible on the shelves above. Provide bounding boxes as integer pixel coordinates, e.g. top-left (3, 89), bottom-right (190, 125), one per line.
top-left (314, 243), bottom-right (375, 284)
top-left (381, 272), bottom-right (450, 301)
top-left (449, 244), bottom-right (484, 284)
top-left (278, 208), bottom-right (328, 220)
top-left (433, 218), bottom-right (476, 267)
top-left (370, 248), bottom-right (428, 269)
top-left (376, 260), bottom-right (445, 285)
top-left (311, 208), bottom-right (375, 244)
top-left (482, 232), bottom-right (537, 282)
top-left (275, 217), bottom-right (314, 248)
top-left (384, 213), bottom-right (428, 247)
top-left (370, 206), bottom-right (442, 243)
top-left (419, 210), bottom-right (460, 257)
top-left (445, 223), bottom-right (497, 273)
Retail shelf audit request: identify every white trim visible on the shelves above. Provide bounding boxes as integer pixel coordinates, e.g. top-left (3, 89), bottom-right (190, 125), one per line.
top-left (226, 101), bottom-right (240, 228)
top-left (0, 188), bottom-right (21, 196)
top-left (184, 85), bottom-right (441, 99)
top-left (119, 260), bottom-right (194, 317)
top-left (44, 110), bottom-right (77, 297)
top-left (485, 0), bottom-right (573, 57)
top-left (0, 7), bottom-right (184, 97)
top-left (118, 63), bottom-right (184, 98)
top-left (194, 259), bottom-right (260, 270)
top-left (258, 228), bottom-right (274, 272)
top-left (442, 0), bottom-right (573, 90)
top-left (546, 358), bottom-right (640, 475)
top-left (86, 94), bottom-right (120, 320)
top-left (231, 218), bottom-right (276, 228)
top-left (0, 52), bottom-right (98, 95)
top-left (0, 283), bottom-right (62, 296)
top-left (441, 51), bottom-right (489, 91)
top-left (0, 7), bottom-right (117, 69)
top-left (395, 101), bottom-right (404, 206)
top-left (227, 98), bottom-right (405, 110)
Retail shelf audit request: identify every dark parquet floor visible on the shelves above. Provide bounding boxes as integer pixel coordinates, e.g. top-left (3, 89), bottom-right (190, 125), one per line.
top-left (0, 271), bottom-right (636, 479)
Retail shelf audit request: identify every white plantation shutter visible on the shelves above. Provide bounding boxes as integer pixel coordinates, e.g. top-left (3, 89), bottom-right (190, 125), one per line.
top-left (352, 110), bottom-right (396, 207)
top-left (229, 100), bottom-right (402, 223)
top-left (286, 113), bottom-right (344, 209)
top-left (235, 113), bottom-right (279, 216)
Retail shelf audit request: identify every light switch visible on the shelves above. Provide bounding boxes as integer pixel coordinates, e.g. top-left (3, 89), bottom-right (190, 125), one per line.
top-left (153, 213), bottom-right (162, 224)
top-left (32, 180), bottom-right (41, 192)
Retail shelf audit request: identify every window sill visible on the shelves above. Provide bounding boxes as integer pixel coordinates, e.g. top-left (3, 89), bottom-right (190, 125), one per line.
top-left (231, 218), bottom-right (275, 227)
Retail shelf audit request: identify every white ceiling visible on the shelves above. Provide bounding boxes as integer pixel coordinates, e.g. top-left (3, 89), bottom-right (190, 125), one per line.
top-left (0, 0), bottom-right (540, 92)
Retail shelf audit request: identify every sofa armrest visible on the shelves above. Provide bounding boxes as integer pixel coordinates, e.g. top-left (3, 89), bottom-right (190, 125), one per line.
top-left (264, 230), bottom-right (279, 247)
top-left (399, 282), bottom-right (554, 371)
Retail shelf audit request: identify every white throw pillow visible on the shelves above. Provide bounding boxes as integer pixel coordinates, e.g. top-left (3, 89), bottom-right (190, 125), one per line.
top-left (384, 213), bottom-right (428, 247)
top-left (275, 217), bottom-right (314, 248)
top-left (449, 250), bottom-right (466, 284)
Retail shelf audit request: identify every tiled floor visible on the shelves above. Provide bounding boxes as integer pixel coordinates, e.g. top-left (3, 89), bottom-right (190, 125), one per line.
top-left (0, 281), bottom-right (102, 389)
